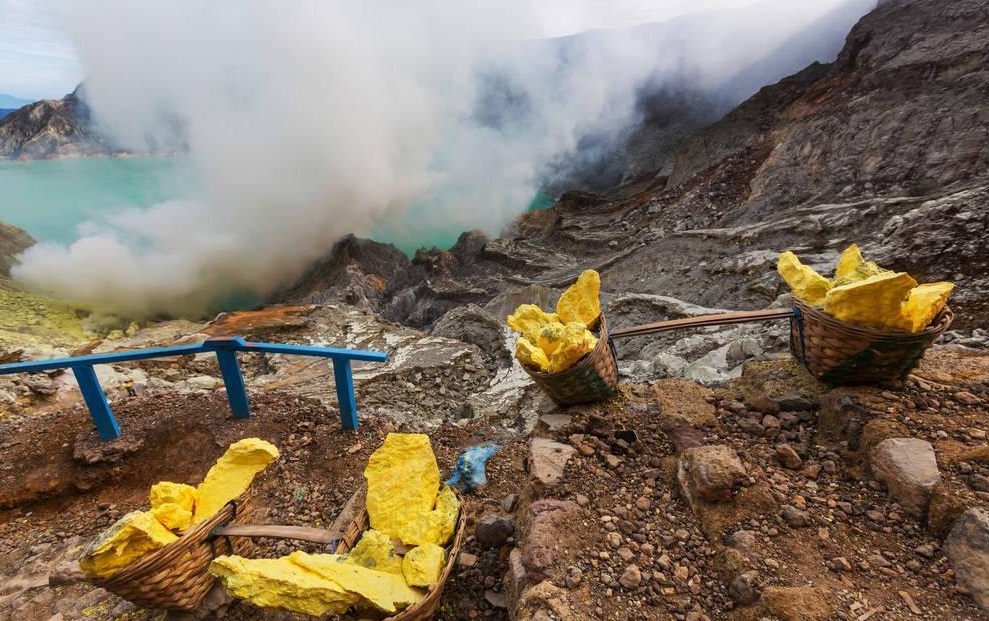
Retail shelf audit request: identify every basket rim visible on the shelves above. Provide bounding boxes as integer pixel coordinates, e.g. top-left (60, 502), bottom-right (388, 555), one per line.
top-left (89, 488), bottom-right (252, 589)
top-left (790, 295), bottom-right (953, 341)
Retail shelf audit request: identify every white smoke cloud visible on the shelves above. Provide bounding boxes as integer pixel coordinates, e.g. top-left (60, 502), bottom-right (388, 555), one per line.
top-left (14, 0), bottom-right (874, 317)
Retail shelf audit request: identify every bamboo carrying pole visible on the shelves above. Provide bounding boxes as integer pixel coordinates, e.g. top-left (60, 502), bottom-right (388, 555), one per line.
top-left (608, 308), bottom-right (796, 339)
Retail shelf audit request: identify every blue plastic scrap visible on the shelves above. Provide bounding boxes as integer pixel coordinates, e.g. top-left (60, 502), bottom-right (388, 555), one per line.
top-left (445, 444), bottom-right (499, 492)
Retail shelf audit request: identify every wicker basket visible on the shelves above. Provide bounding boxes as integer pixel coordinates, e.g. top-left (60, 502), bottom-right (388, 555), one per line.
top-left (88, 490), bottom-right (255, 612)
top-left (520, 315), bottom-right (620, 405)
top-left (789, 296), bottom-right (953, 384)
top-left (333, 497), bottom-right (468, 621)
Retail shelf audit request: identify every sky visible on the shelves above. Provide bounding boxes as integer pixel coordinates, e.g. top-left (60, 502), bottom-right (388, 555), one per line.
top-left (0, 0), bottom-right (763, 101)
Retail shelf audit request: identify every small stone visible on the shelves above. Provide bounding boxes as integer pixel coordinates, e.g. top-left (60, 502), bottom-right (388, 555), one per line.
top-left (484, 590), bottom-right (507, 608)
top-left (870, 438), bottom-right (941, 518)
top-left (458, 552), bottom-right (478, 568)
top-left (914, 544), bottom-right (937, 558)
top-left (476, 514), bottom-right (516, 548)
top-left (970, 474), bottom-right (989, 493)
top-left (802, 463), bottom-right (823, 479)
top-left (502, 494), bottom-right (518, 512)
top-left (781, 505), bottom-right (810, 528)
top-left (726, 530), bottom-right (757, 551)
top-left (955, 391), bottom-right (982, 405)
top-left (619, 565), bottom-right (642, 589)
top-left (830, 557), bottom-right (852, 572)
top-left (865, 509), bottom-right (885, 523)
top-left (729, 570), bottom-right (760, 605)
top-left (617, 547), bottom-right (635, 562)
top-left (575, 493), bottom-right (591, 507)
top-left (529, 438), bottom-right (577, 487)
top-left (635, 497), bottom-right (652, 511)
top-left (565, 565), bottom-right (584, 588)
top-left (868, 554), bottom-right (891, 568)
top-left (943, 508), bottom-right (989, 610)
top-left (775, 444), bottom-right (803, 469)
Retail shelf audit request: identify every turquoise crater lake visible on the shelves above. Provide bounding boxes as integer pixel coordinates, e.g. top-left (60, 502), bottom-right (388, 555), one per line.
top-left (0, 156), bottom-right (554, 258)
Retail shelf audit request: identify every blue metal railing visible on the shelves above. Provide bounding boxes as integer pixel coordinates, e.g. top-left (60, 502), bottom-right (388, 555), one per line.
top-left (0, 336), bottom-right (388, 441)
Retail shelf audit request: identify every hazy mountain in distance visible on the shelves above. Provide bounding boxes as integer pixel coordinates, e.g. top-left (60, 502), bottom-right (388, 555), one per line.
top-left (0, 94), bottom-right (34, 109)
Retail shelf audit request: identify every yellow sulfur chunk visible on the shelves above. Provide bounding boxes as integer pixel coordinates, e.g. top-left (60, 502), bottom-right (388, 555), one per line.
top-left (885, 282), bottom-right (954, 333)
top-left (364, 434), bottom-right (440, 542)
top-left (824, 271), bottom-right (918, 330)
top-left (834, 244), bottom-right (863, 280)
top-left (543, 323), bottom-right (598, 374)
top-left (209, 554), bottom-right (359, 616)
top-left (557, 269), bottom-right (601, 326)
top-left (79, 511), bottom-right (179, 579)
top-left (289, 550), bottom-right (424, 613)
top-left (151, 502), bottom-right (193, 532)
top-left (345, 530), bottom-right (403, 575)
top-left (507, 304), bottom-right (560, 342)
top-left (536, 323), bottom-right (566, 356)
top-left (193, 438), bottom-right (279, 523)
top-left (516, 337), bottom-right (550, 371)
top-left (403, 543), bottom-right (447, 587)
top-left (778, 251), bottom-right (831, 305)
top-left (398, 485), bottom-right (460, 547)
top-left (150, 481), bottom-right (196, 513)
top-left (832, 260), bottom-right (889, 288)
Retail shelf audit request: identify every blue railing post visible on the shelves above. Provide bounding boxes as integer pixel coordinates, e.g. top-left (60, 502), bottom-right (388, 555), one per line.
top-left (332, 358), bottom-right (359, 430)
top-left (72, 365), bottom-right (120, 440)
top-left (205, 337), bottom-right (250, 419)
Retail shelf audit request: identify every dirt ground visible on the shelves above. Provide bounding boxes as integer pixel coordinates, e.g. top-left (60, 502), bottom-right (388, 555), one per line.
top-left (2, 349), bottom-right (989, 621)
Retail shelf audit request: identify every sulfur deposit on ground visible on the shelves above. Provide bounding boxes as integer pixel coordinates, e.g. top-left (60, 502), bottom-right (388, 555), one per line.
top-left (0, 284), bottom-right (94, 350)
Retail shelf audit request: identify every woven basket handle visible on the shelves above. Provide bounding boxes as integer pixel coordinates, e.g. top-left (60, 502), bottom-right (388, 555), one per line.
top-left (609, 308), bottom-right (795, 339)
top-left (211, 524), bottom-right (342, 544)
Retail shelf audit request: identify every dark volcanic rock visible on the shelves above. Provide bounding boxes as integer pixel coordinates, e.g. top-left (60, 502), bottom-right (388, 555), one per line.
top-left (268, 235), bottom-right (411, 309)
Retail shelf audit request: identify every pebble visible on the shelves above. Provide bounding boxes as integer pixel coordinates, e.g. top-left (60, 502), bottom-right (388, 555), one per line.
top-left (865, 509), bottom-right (885, 522)
top-left (781, 505), bottom-right (810, 528)
top-left (775, 444), bottom-right (803, 469)
top-left (619, 565), bottom-right (642, 589)
top-left (575, 493), bottom-right (591, 507)
top-left (729, 570), bottom-right (760, 605)
top-left (565, 566), bottom-right (584, 587)
top-left (914, 544), bottom-right (937, 558)
top-left (830, 557), bottom-right (853, 572)
top-left (955, 391), bottom-right (982, 405)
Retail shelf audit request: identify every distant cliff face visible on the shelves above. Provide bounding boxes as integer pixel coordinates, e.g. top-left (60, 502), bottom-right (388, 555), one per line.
top-left (0, 87), bottom-right (117, 159)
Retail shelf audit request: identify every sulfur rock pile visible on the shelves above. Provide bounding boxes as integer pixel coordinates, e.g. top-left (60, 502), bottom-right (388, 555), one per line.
top-left (508, 269), bottom-right (602, 373)
top-left (79, 438), bottom-right (279, 580)
top-left (778, 244), bottom-right (953, 332)
top-left (208, 433), bottom-right (460, 618)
